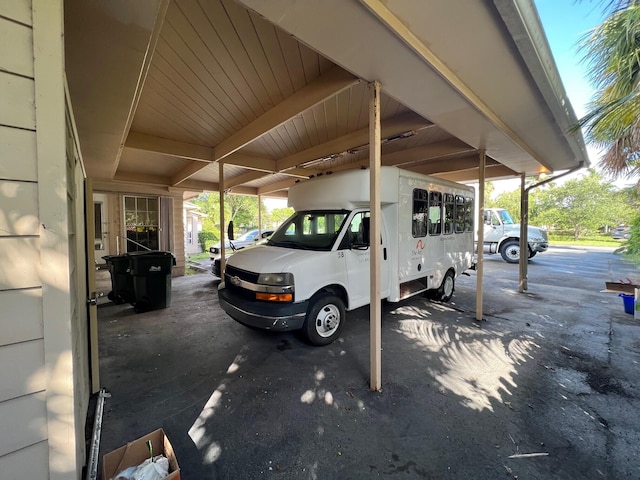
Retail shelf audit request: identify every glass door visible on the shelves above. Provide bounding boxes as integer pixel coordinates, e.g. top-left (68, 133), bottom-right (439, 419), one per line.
top-left (124, 196), bottom-right (159, 251)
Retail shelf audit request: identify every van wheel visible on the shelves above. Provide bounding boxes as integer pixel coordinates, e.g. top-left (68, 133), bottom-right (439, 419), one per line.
top-left (499, 240), bottom-right (520, 263)
top-left (528, 249), bottom-right (537, 259)
top-left (436, 270), bottom-right (455, 302)
top-left (303, 294), bottom-right (345, 346)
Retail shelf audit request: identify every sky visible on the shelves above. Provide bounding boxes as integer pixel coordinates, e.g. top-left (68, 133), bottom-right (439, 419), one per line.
top-left (534, 0), bottom-right (606, 120)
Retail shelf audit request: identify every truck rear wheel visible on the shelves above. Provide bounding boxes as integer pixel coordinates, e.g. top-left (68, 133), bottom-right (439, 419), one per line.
top-left (303, 294), bottom-right (345, 346)
top-left (428, 270), bottom-right (455, 302)
top-left (499, 240), bottom-right (520, 263)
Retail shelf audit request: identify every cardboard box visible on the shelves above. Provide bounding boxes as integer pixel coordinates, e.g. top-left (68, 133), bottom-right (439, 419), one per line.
top-left (102, 428), bottom-right (180, 480)
top-left (605, 281), bottom-right (639, 294)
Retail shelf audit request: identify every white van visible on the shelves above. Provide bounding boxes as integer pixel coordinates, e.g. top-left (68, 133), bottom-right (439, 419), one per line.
top-left (218, 166), bottom-right (475, 345)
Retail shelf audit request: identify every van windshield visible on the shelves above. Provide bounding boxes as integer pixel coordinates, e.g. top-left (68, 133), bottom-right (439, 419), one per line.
top-left (267, 210), bottom-right (349, 251)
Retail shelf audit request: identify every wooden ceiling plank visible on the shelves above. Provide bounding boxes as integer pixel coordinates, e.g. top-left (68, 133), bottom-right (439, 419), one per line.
top-left (154, 33), bottom-right (242, 134)
top-left (224, 1), bottom-right (284, 106)
top-left (173, 0), bottom-right (260, 120)
top-left (200, 0), bottom-right (274, 112)
top-left (143, 66), bottom-right (228, 140)
top-left (276, 111), bottom-right (433, 171)
top-left (214, 66), bottom-right (360, 161)
top-left (250, 11), bottom-right (294, 99)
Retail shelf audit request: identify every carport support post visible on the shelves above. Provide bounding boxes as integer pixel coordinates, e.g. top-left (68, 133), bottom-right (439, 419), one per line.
top-left (258, 194), bottom-right (262, 237)
top-left (219, 160), bottom-right (226, 274)
top-left (475, 150), bottom-right (486, 321)
top-left (519, 174), bottom-right (528, 292)
top-left (369, 81), bottom-right (382, 391)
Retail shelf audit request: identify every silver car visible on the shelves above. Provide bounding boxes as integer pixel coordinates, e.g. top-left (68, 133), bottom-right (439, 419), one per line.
top-left (209, 229), bottom-right (274, 259)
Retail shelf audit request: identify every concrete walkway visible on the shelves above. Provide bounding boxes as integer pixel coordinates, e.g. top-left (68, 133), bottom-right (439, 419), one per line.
top-left (97, 247), bottom-right (640, 479)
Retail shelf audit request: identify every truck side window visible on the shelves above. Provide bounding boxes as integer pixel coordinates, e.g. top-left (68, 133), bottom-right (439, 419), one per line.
top-left (412, 189), bottom-right (428, 238)
top-left (344, 212), bottom-right (370, 248)
top-left (429, 191), bottom-right (442, 235)
top-left (454, 195), bottom-right (465, 233)
top-left (444, 193), bottom-right (454, 234)
top-left (464, 197), bottom-right (474, 232)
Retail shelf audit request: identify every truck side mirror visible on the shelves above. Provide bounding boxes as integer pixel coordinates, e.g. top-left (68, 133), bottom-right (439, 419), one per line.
top-left (227, 221), bottom-right (234, 241)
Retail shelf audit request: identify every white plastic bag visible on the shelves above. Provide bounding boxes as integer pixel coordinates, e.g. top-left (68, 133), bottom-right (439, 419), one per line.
top-left (132, 455), bottom-right (169, 480)
top-left (112, 466), bottom-right (137, 480)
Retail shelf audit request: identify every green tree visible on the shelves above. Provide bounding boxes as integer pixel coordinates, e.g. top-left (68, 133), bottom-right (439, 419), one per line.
top-left (535, 169), bottom-right (630, 239)
top-left (268, 207), bottom-right (294, 226)
top-left (575, 1), bottom-right (640, 179)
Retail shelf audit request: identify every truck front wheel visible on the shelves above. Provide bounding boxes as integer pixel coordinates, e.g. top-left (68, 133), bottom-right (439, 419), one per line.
top-left (499, 240), bottom-right (520, 263)
top-left (303, 294), bottom-right (345, 346)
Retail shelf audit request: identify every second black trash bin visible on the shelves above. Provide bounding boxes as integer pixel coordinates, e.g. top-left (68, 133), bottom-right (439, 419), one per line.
top-left (128, 251), bottom-right (176, 313)
top-left (103, 254), bottom-right (135, 305)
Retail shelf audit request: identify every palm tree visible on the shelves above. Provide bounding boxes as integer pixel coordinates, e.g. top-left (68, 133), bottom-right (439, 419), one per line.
top-left (573, 0), bottom-right (640, 179)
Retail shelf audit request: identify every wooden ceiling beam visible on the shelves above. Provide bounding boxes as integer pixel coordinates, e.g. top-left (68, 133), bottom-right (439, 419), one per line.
top-left (225, 170), bottom-right (269, 189)
top-left (382, 140), bottom-right (475, 167)
top-left (407, 155), bottom-right (500, 176)
top-left (432, 164), bottom-right (518, 182)
top-left (125, 131), bottom-right (213, 161)
top-left (257, 178), bottom-right (299, 195)
top-left (214, 66), bottom-right (360, 162)
top-left (276, 111), bottom-right (433, 171)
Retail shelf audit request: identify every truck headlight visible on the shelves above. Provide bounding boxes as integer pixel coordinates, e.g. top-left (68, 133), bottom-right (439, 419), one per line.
top-left (257, 272), bottom-right (294, 286)
top-left (256, 272), bottom-right (294, 302)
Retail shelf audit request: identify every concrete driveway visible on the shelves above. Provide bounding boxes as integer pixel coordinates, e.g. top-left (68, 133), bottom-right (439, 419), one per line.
top-left (97, 246), bottom-right (640, 479)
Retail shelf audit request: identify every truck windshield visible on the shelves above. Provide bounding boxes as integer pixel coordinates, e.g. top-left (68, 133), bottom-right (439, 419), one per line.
top-left (267, 210), bottom-right (349, 251)
top-left (498, 210), bottom-right (515, 225)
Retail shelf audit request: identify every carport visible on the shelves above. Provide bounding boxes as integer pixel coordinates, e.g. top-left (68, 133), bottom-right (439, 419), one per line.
top-left (65, 0), bottom-right (588, 393)
top-left (0, 1), bottom-right (593, 477)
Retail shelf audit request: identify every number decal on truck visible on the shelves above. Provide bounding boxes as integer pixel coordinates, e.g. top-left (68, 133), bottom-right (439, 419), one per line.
top-left (337, 251), bottom-right (344, 258)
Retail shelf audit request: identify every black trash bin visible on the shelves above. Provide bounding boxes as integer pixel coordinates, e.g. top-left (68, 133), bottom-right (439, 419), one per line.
top-left (102, 254), bottom-right (135, 304)
top-left (128, 251), bottom-right (176, 313)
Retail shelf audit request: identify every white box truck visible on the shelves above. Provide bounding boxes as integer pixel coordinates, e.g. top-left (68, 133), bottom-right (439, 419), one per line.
top-left (218, 166), bottom-right (475, 345)
top-left (481, 208), bottom-right (549, 263)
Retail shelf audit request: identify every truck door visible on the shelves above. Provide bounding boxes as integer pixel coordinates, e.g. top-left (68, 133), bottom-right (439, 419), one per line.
top-left (483, 210), bottom-right (504, 242)
top-left (342, 212), bottom-right (388, 309)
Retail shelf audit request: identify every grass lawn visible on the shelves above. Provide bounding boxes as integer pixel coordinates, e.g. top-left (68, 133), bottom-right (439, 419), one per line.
top-left (549, 233), bottom-right (626, 248)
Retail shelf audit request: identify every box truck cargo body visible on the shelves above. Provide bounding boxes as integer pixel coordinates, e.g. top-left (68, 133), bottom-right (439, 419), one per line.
top-left (218, 166), bottom-right (475, 345)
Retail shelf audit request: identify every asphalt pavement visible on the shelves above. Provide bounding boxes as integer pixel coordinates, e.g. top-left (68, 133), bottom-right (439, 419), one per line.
top-left (97, 246), bottom-right (640, 479)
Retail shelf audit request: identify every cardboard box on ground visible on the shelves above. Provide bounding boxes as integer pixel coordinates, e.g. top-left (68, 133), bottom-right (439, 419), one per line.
top-left (102, 429), bottom-right (180, 480)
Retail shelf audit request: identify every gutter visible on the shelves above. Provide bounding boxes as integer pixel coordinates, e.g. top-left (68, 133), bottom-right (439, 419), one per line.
top-left (519, 161), bottom-right (585, 291)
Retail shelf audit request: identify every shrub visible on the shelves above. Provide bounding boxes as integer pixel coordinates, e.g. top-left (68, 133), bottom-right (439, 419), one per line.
top-left (197, 230), bottom-right (218, 253)
top-left (625, 215), bottom-right (640, 255)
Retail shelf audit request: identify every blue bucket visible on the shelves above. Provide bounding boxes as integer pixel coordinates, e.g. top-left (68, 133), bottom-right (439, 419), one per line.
top-left (619, 293), bottom-right (634, 315)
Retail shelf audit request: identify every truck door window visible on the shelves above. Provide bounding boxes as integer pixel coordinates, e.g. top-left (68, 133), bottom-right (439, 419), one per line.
top-left (347, 212), bottom-right (370, 247)
top-left (429, 191), bottom-right (442, 235)
top-left (412, 189), bottom-right (428, 238)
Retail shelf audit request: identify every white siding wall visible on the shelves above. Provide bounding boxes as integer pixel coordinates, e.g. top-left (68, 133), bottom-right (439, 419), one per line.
top-left (0, 1), bottom-right (89, 479)
top-left (0, 2), bottom-right (49, 478)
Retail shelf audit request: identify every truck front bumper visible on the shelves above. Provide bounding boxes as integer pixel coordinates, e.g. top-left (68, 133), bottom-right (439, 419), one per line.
top-left (530, 242), bottom-right (549, 253)
top-left (218, 283), bottom-right (308, 331)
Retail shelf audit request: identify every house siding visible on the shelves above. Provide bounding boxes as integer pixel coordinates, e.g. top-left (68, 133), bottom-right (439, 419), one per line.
top-left (0, 2), bottom-right (49, 478)
top-left (0, 1), bottom-right (89, 479)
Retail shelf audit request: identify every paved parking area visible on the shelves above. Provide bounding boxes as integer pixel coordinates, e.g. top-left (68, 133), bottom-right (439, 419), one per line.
top-left (97, 247), bottom-right (640, 479)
